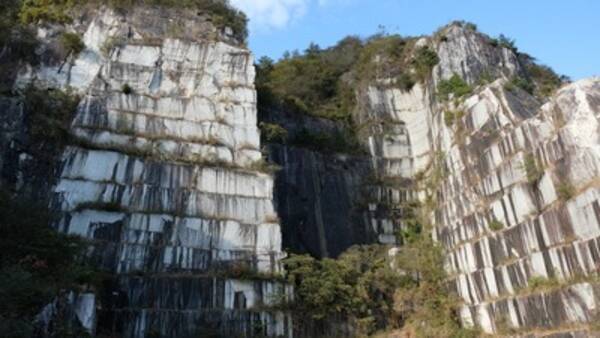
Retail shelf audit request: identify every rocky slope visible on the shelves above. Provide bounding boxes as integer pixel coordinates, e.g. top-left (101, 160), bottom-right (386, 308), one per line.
top-left (2, 3), bottom-right (600, 336)
top-left (258, 21), bottom-right (600, 336)
top-left (357, 24), bottom-right (600, 336)
top-left (1, 4), bottom-right (290, 338)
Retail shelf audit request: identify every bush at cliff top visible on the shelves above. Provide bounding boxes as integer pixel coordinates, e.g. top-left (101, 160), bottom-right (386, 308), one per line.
top-left (412, 46), bottom-right (440, 82)
top-left (60, 31), bottom-right (85, 55)
top-left (18, 0), bottom-right (248, 41)
top-left (257, 37), bottom-right (362, 121)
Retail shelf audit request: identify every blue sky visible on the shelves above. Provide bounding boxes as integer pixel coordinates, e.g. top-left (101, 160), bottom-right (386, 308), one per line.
top-left (231, 0), bottom-right (600, 80)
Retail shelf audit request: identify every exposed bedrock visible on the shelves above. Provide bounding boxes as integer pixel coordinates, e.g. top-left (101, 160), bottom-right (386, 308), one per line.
top-left (354, 22), bottom-right (600, 336)
top-left (2, 5), bottom-right (291, 338)
top-left (3, 6), bottom-right (600, 336)
top-left (267, 143), bottom-right (375, 258)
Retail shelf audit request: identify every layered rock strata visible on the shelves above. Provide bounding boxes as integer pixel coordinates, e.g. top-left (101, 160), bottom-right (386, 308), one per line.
top-left (356, 23), bottom-right (600, 336)
top-left (6, 6), bottom-right (291, 337)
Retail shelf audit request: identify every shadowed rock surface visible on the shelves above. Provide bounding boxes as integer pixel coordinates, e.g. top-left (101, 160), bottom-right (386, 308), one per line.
top-left (1, 4), bottom-right (290, 338)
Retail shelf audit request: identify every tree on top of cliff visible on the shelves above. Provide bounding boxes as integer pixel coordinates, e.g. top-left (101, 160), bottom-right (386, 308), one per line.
top-left (15, 0), bottom-right (248, 41)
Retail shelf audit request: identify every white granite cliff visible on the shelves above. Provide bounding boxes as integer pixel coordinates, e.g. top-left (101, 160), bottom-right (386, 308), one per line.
top-left (3, 7), bottom-right (600, 336)
top-left (357, 23), bottom-right (600, 336)
top-left (10, 5), bottom-right (291, 337)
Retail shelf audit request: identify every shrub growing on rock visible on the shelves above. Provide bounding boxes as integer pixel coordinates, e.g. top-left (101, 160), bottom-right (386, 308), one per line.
top-left (18, 0), bottom-right (248, 41)
top-left (24, 86), bottom-right (80, 149)
top-left (505, 76), bottom-right (534, 94)
top-left (437, 74), bottom-right (472, 100)
top-left (60, 31), bottom-right (85, 56)
top-left (259, 122), bottom-right (288, 144)
top-left (443, 110), bottom-right (464, 127)
top-left (283, 245), bottom-right (403, 335)
top-left (523, 153), bottom-right (543, 185)
top-left (526, 63), bottom-right (564, 98)
top-left (489, 219), bottom-right (504, 231)
top-left (557, 181), bottom-right (575, 201)
top-left (412, 46), bottom-right (439, 82)
top-left (121, 83), bottom-right (133, 95)
top-left (0, 190), bottom-right (99, 337)
top-left (395, 72), bottom-right (416, 92)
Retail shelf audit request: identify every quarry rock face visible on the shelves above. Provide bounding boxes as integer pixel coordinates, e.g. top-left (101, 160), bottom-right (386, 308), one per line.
top-left (355, 23), bottom-right (600, 336)
top-left (5, 6), bottom-right (291, 338)
top-left (260, 110), bottom-right (376, 258)
top-left (3, 5), bottom-right (600, 336)
top-left (444, 77), bottom-right (600, 336)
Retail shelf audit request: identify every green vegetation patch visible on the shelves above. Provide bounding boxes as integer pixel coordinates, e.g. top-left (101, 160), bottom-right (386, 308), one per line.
top-left (60, 31), bottom-right (85, 55)
top-left (285, 190), bottom-right (478, 336)
top-left (526, 63), bottom-right (564, 98)
top-left (437, 74), bottom-right (472, 100)
top-left (257, 37), bottom-right (362, 121)
top-left (290, 128), bottom-right (364, 155)
top-left (556, 181), bottom-right (575, 201)
top-left (504, 76), bottom-right (534, 95)
top-left (121, 83), bottom-right (133, 95)
top-left (443, 110), bottom-right (464, 127)
top-left (284, 245), bottom-right (404, 335)
top-left (0, 190), bottom-right (101, 337)
top-left (489, 34), bottom-right (518, 53)
top-left (412, 46), bottom-right (439, 82)
top-left (522, 153), bottom-right (543, 185)
top-left (257, 34), bottom-right (439, 122)
top-left (24, 86), bottom-right (80, 148)
top-left (489, 219), bottom-right (504, 231)
top-left (18, 0), bottom-right (248, 41)
top-left (259, 122), bottom-right (288, 144)
top-left (527, 276), bottom-right (561, 292)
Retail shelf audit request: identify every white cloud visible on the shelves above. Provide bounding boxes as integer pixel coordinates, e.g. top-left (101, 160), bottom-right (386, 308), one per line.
top-left (230, 0), bottom-right (310, 30)
top-left (317, 0), bottom-right (353, 7)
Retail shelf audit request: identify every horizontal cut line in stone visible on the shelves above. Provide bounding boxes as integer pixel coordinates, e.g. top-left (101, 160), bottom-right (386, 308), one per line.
top-left (441, 202), bottom-right (577, 253)
top-left (64, 143), bottom-right (268, 176)
top-left (109, 271), bottom-right (285, 286)
top-left (72, 126), bottom-right (234, 149)
top-left (70, 134), bottom-right (235, 166)
top-left (60, 177), bottom-right (273, 200)
top-left (109, 308), bottom-right (285, 314)
top-left (63, 207), bottom-right (278, 227)
top-left (446, 237), bottom-right (600, 283)
top-left (85, 106), bottom-right (237, 127)
top-left (464, 281), bottom-right (599, 310)
top-left (108, 57), bottom-right (251, 78)
top-left (72, 126), bottom-right (260, 153)
top-left (88, 239), bottom-right (280, 258)
top-left (90, 87), bottom-right (255, 107)
top-left (93, 88), bottom-right (256, 109)
top-left (61, 147), bottom-right (271, 182)
top-left (101, 106), bottom-right (256, 129)
top-left (67, 210), bottom-right (262, 228)
top-left (108, 54), bottom-right (253, 78)
top-left (80, 106), bottom-right (257, 133)
top-left (60, 148), bottom-right (270, 181)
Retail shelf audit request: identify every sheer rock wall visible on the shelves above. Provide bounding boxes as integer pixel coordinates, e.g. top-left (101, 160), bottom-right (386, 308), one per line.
top-left (356, 23), bottom-right (600, 336)
top-left (4, 6), bottom-right (291, 338)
